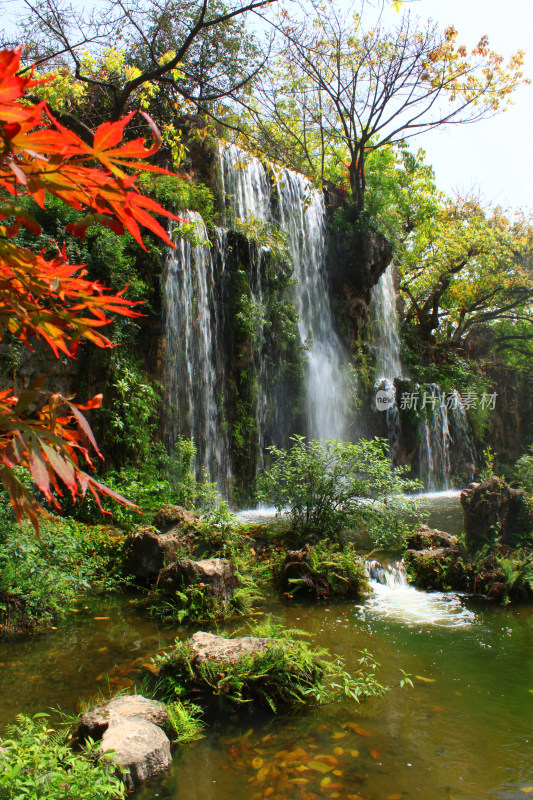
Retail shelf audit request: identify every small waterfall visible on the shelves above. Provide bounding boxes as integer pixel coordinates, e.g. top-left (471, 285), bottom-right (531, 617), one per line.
top-left (364, 558), bottom-right (475, 628)
top-left (366, 559), bottom-right (408, 589)
top-left (417, 386), bottom-right (476, 490)
top-left (419, 384), bottom-right (452, 491)
top-left (276, 169), bottom-right (348, 440)
top-left (164, 211), bottom-right (230, 489)
top-left (370, 265), bottom-right (402, 381)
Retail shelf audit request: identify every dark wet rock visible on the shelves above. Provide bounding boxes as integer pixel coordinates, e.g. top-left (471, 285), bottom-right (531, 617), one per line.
top-left (100, 719), bottom-right (171, 789)
top-left (188, 631), bottom-right (272, 664)
top-left (406, 525), bottom-right (459, 551)
top-left (79, 695), bottom-right (171, 789)
top-left (157, 557), bottom-right (237, 600)
top-left (122, 527), bottom-right (184, 582)
top-left (154, 504), bottom-right (201, 534)
top-left (404, 547), bottom-right (464, 591)
top-left (461, 477), bottom-right (533, 549)
top-left (79, 696), bottom-right (168, 741)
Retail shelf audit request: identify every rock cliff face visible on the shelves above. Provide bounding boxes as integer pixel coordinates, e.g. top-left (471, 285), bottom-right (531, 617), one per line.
top-left (484, 363), bottom-right (533, 466)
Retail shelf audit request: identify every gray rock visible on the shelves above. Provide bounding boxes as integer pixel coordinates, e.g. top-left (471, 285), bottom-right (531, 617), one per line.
top-left (154, 504), bottom-right (201, 533)
top-left (461, 476), bottom-right (533, 549)
top-left (157, 557), bottom-right (237, 600)
top-left (122, 527), bottom-right (184, 582)
top-left (101, 718), bottom-right (171, 789)
top-left (79, 695), bottom-right (168, 741)
top-left (189, 631), bottom-right (271, 664)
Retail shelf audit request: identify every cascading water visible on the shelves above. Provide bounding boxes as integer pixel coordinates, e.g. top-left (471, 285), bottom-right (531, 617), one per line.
top-left (364, 558), bottom-right (476, 627)
top-left (276, 169), bottom-right (348, 440)
top-left (164, 212), bottom-right (230, 489)
top-left (219, 143), bottom-right (348, 443)
top-left (370, 265), bottom-right (402, 381)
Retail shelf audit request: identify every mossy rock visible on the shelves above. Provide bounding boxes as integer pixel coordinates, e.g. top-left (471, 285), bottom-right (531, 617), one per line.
top-left (461, 477), bottom-right (533, 550)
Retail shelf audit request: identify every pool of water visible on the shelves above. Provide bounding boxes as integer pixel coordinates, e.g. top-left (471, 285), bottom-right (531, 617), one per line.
top-left (0, 492), bottom-right (531, 799)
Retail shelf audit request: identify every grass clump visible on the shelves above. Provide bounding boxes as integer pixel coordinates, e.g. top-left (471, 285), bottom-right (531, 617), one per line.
top-left (0, 713), bottom-right (125, 799)
top-left (152, 619), bottom-right (384, 713)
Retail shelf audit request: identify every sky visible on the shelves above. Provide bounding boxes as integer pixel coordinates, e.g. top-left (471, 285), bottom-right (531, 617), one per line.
top-left (394, 0), bottom-right (533, 209)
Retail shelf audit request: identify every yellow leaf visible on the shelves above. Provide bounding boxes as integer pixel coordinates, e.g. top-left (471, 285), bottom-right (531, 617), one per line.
top-left (333, 769), bottom-right (343, 776)
top-left (415, 675), bottom-right (436, 683)
top-left (350, 750), bottom-right (359, 757)
top-left (387, 794), bottom-right (403, 800)
top-left (252, 757), bottom-right (264, 769)
top-left (320, 776), bottom-right (331, 788)
top-left (256, 767), bottom-right (269, 782)
top-left (332, 732), bottom-right (347, 739)
top-left (333, 747), bottom-right (344, 755)
top-left (291, 778), bottom-right (309, 784)
top-left (521, 789), bottom-right (533, 794)
top-left (308, 760), bottom-right (333, 774)
top-left (370, 748), bottom-right (381, 760)
top-left (93, 616), bottom-right (110, 620)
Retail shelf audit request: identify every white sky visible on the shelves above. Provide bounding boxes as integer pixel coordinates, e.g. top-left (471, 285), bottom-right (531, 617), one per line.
top-left (398, 0), bottom-right (533, 209)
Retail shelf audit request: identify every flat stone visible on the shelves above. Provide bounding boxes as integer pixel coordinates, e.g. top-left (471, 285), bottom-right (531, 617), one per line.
top-left (79, 695), bottom-right (168, 741)
top-left (157, 557), bottom-right (237, 600)
top-left (189, 631), bottom-right (272, 664)
top-left (101, 718), bottom-right (171, 789)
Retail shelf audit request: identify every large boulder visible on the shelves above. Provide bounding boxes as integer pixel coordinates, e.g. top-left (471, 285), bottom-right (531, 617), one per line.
top-left (154, 504), bottom-right (201, 533)
top-left (406, 525), bottom-right (458, 551)
top-left (404, 547), bottom-right (466, 592)
top-left (461, 477), bottom-right (533, 549)
top-left (100, 719), bottom-right (171, 789)
top-left (79, 695), bottom-right (171, 790)
top-left (188, 631), bottom-right (271, 664)
top-left (79, 695), bottom-right (168, 740)
top-left (157, 557), bottom-right (237, 601)
top-left (122, 527), bottom-right (183, 582)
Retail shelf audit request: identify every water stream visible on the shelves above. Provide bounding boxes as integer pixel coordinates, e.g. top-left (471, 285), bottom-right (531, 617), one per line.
top-left (0, 494), bottom-right (530, 799)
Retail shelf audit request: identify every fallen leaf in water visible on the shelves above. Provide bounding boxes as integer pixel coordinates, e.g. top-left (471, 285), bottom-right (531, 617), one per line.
top-left (350, 750), bottom-right (360, 758)
top-left (387, 794), bottom-right (402, 800)
top-left (93, 617), bottom-right (110, 621)
top-left (96, 674), bottom-right (103, 681)
top-left (455, 691), bottom-right (462, 696)
top-left (333, 747), bottom-right (344, 756)
top-left (308, 761), bottom-right (333, 774)
top-left (263, 789), bottom-right (274, 797)
top-left (370, 749), bottom-right (380, 760)
top-left (316, 755), bottom-right (338, 766)
top-left (415, 675), bottom-right (436, 683)
top-left (333, 769), bottom-right (343, 776)
top-left (529, 690), bottom-right (533, 695)
top-left (262, 735), bottom-right (271, 742)
top-left (69, 609), bottom-right (80, 613)
top-left (346, 796), bottom-right (365, 800)
top-left (345, 724), bottom-right (372, 737)
top-left (97, 647), bottom-right (108, 653)
top-left (256, 766), bottom-right (269, 782)
top-left (430, 705), bottom-right (444, 712)
top-left (520, 788), bottom-right (533, 794)
top-left (252, 757), bottom-right (264, 769)
top-left (291, 778), bottom-right (309, 785)
top-left (320, 776), bottom-right (331, 788)
top-left (143, 663), bottom-right (159, 675)
top-left (332, 732), bottom-right (347, 739)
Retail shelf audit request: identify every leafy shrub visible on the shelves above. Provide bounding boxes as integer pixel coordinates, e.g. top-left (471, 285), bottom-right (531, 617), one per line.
top-left (258, 436), bottom-right (420, 542)
top-left (0, 495), bottom-right (122, 633)
top-left (153, 619), bottom-right (384, 712)
top-left (515, 446), bottom-right (533, 494)
top-left (0, 713), bottom-right (125, 799)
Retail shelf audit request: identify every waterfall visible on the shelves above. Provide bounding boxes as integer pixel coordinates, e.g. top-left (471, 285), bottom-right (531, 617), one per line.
top-left (164, 212), bottom-right (230, 489)
top-left (370, 265), bottom-right (402, 381)
top-left (219, 143), bottom-right (348, 443)
top-left (276, 169), bottom-right (348, 440)
top-left (364, 558), bottom-right (476, 627)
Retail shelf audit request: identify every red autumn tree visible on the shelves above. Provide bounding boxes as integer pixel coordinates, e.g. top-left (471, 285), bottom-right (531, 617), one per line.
top-left (0, 46), bottom-right (182, 529)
